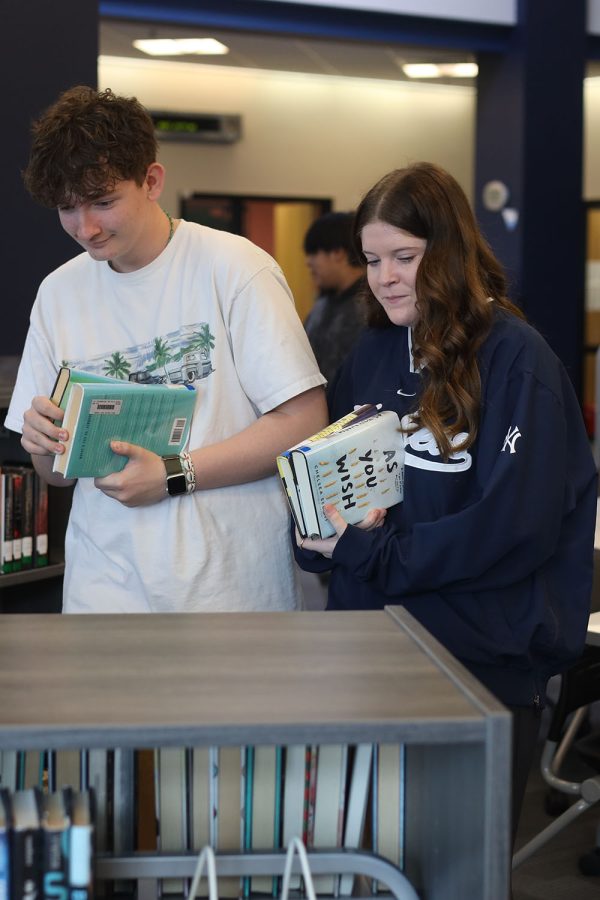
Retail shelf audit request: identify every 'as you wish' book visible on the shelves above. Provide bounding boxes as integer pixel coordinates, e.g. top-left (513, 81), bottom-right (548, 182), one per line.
top-left (50, 367), bottom-right (196, 479)
top-left (277, 405), bottom-right (404, 539)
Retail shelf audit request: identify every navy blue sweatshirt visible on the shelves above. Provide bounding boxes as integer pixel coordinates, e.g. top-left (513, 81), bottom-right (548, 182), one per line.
top-left (294, 309), bottom-right (598, 707)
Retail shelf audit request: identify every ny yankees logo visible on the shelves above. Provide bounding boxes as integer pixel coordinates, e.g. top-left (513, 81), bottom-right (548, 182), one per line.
top-left (502, 425), bottom-right (522, 454)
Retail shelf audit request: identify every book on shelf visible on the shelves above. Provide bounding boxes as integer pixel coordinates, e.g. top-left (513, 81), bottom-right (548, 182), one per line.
top-left (189, 747), bottom-right (211, 899)
top-left (302, 746), bottom-right (317, 848)
top-left (5, 469), bottom-right (23, 573)
top-left (210, 747), bottom-right (244, 899)
top-left (50, 366), bottom-right (196, 479)
top-left (17, 751), bottom-right (45, 791)
top-left (19, 468), bottom-right (34, 571)
top-left (1, 473), bottom-right (13, 575)
top-left (372, 744), bottom-right (405, 892)
top-left (281, 746), bottom-right (307, 891)
top-left (111, 749), bottom-right (135, 894)
top-left (0, 465), bottom-right (36, 575)
top-left (277, 405), bottom-right (404, 539)
top-left (86, 750), bottom-right (108, 855)
top-left (0, 754), bottom-right (17, 794)
top-left (67, 789), bottom-right (94, 900)
top-left (52, 750), bottom-right (82, 792)
top-left (309, 744), bottom-right (348, 895)
top-left (339, 744), bottom-right (373, 896)
top-left (33, 475), bottom-right (48, 569)
top-left (11, 788), bottom-right (42, 900)
top-left (248, 746), bottom-right (281, 895)
top-left (156, 747), bottom-right (187, 895)
top-left (0, 788), bottom-right (10, 900)
top-left (40, 790), bottom-right (70, 900)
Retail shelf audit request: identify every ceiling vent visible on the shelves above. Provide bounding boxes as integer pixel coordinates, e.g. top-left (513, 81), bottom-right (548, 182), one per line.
top-left (151, 112), bottom-right (242, 143)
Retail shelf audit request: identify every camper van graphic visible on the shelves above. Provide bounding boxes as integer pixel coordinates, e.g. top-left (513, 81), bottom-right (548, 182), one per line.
top-left (63, 323), bottom-right (216, 388)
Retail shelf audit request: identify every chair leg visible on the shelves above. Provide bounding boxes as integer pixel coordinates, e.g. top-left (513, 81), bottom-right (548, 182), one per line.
top-left (513, 798), bottom-right (593, 869)
top-left (578, 821), bottom-right (600, 876)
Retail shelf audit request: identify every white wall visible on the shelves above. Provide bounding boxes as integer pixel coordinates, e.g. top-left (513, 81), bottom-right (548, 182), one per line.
top-left (99, 56), bottom-right (475, 215)
top-left (258, 0), bottom-right (516, 25)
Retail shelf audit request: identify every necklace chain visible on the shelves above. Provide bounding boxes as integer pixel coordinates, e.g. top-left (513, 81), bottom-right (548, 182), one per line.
top-left (165, 210), bottom-right (174, 245)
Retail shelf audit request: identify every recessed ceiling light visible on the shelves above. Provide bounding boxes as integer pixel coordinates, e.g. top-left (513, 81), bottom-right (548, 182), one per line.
top-left (133, 38), bottom-right (229, 57)
top-left (402, 62), bottom-right (478, 79)
top-left (402, 63), bottom-right (441, 79)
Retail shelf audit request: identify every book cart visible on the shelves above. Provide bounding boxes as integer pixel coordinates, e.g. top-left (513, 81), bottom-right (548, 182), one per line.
top-left (0, 606), bottom-right (511, 899)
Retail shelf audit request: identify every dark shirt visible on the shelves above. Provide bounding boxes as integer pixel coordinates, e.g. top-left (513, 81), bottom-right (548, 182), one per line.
top-left (304, 278), bottom-right (365, 383)
top-left (295, 308), bottom-right (598, 708)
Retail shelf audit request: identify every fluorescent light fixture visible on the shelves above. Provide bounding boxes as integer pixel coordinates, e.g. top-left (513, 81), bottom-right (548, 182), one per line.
top-left (402, 63), bottom-right (441, 79)
top-left (402, 62), bottom-right (478, 79)
top-left (445, 63), bottom-right (478, 78)
top-left (133, 38), bottom-right (229, 57)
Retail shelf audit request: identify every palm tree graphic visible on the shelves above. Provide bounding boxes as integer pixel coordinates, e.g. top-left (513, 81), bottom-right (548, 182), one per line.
top-left (102, 352), bottom-right (131, 380)
top-left (180, 324), bottom-right (215, 360)
top-left (151, 337), bottom-right (174, 382)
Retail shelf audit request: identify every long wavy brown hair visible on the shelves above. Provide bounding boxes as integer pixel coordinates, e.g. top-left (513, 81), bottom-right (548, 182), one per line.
top-left (354, 162), bottom-right (524, 459)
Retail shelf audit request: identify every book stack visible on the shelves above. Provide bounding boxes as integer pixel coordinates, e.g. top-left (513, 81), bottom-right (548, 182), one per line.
top-left (277, 405), bottom-right (404, 539)
top-left (0, 787), bottom-right (94, 900)
top-left (1, 464), bottom-right (48, 575)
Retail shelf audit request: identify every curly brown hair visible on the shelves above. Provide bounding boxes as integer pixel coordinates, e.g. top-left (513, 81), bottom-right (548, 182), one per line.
top-left (23, 86), bottom-right (158, 208)
top-left (354, 162), bottom-right (524, 459)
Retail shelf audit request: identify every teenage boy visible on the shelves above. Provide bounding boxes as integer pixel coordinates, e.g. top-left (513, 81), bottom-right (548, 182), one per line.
top-left (303, 211), bottom-right (366, 383)
top-left (6, 85), bottom-right (327, 614)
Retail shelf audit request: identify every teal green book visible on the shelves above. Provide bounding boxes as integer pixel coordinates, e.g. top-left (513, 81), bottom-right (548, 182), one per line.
top-left (50, 366), bottom-right (123, 421)
top-left (52, 380), bottom-right (196, 478)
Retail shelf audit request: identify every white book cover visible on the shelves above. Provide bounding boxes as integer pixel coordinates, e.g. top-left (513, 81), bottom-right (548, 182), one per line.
top-left (212, 747), bottom-right (243, 899)
top-left (157, 748), bottom-right (187, 895)
top-left (339, 744), bottom-right (373, 896)
top-left (282, 745), bottom-right (307, 890)
top-left (280, 407), bottom-right (404, 538)
top-left (374, 744), bottom-right (405, 892)
top-left (311, 744), bottom-right (348, 894)
top-left (250, 746), bottom-right (279, 894)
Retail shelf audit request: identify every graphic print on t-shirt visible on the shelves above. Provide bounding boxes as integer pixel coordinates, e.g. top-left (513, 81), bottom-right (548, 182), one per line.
top-left (59, 323), bottom-right (216, 386)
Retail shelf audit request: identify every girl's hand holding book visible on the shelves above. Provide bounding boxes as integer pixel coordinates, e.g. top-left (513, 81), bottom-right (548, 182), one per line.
top-left (296, 503), bottom-right (386, 559)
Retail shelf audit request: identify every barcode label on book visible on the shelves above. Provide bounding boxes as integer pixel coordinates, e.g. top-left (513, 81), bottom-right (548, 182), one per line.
top-left (168, 418), bottom-right (187, 446)
top-left (90, 399), bottom-right (122, 415)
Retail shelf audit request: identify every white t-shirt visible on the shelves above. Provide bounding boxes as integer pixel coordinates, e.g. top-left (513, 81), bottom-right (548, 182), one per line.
top-left (6, 221), bottom-right (325, 613)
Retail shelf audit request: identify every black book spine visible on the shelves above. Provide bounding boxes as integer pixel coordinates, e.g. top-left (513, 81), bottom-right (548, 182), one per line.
top-left (10, 825), bottom-right (41, 900)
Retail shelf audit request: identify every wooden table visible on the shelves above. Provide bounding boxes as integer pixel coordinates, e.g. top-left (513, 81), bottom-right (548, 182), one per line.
top-left (0, 607), bottom-right (511, 899)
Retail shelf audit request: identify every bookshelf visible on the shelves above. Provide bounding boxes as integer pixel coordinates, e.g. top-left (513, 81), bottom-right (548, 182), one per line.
top-left (0, 607), bottom-right (511, 899)
top-left (0, 355), bottom-right (72, 611)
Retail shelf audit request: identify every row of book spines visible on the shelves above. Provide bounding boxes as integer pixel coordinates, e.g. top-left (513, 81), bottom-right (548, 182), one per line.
top-left (155, 743), bottom-right (404, 898)
top-left (1, 464), bottom-right (49, 574)
top-left (0, 786), bottom-right (94, 900)
top-left (2, 744), bottom-right (404, 895)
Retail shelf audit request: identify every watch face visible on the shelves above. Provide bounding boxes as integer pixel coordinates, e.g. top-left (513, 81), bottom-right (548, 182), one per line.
top-left (163, 456), bottom-right (187, 495)
top-left (167, 473), bottom-right (187, 496)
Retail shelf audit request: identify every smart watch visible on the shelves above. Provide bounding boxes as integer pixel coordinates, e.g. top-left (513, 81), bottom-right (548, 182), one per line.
top-left (162, 454), bottom-right (187, 496)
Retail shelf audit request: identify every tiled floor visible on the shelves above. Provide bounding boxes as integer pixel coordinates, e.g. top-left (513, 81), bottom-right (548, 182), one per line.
top-left (513, 741), bottom-right (600, 899)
